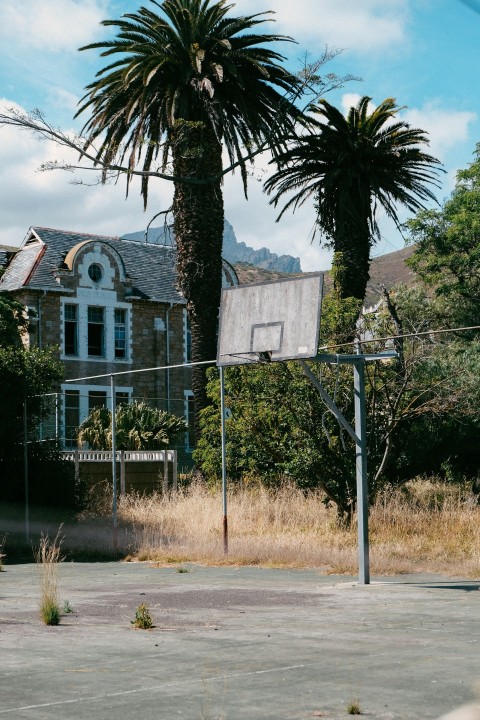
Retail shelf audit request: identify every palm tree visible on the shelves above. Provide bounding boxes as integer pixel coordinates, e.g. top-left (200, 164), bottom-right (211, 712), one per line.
top-left (78, 401), bottom-right (187, 450)
top-left (76, 0), bottom-right (301, 440)
top-left (265, 96), bottom-right (441, 305)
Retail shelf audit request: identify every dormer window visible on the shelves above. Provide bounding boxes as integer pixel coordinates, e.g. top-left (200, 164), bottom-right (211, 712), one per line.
top-left (88, 263), bottom-right (103, 283)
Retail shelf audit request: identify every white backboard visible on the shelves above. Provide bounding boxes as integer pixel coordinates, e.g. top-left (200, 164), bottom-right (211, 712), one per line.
top-left (217, 273), bottom-right (323, 366)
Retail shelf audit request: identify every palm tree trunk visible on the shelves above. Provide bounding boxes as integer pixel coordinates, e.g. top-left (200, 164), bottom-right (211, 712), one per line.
top-left (172, 120), bottom-right (224, 443)
top-left (332, 218), bottom-right (371, 303)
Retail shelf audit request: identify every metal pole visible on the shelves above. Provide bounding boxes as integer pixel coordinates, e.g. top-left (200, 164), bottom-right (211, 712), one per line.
top-left (110, 375), bottom-right (117, 531)
top-left (353, 358), bottom-right (370, 584)
top-left (55, 392), bottom-right (59, 442)
top-left (220, 366), bottom-right (228, 554)
top-left (23, 398), bottom-right (29, 543)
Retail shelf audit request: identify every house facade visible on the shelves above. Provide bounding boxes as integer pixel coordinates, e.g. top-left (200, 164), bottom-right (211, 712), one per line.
top-left (0, 227), bottom-right (238, 467)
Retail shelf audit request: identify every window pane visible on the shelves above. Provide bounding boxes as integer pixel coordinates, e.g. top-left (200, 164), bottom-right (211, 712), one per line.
top-left (115, 326), bottom-right (126, 358)
top-left (116, 392), bottom-right (129, 407)
top-left (64, 304), bottom-right (77, 321)
top-left (88, 307), bottom-right (104, 356)
top-left (88, 391), bottom-right (107, 413)
top-left (64, 390), bottom-right (79, 448)
top-left (114, 308), bottom-right (127, 359)
top-left (88, 306), bottom-right (104, 323)
top-left (65, 322), bottom-right (77, 355)
top-left (64, 304), bottom-right (78, 356)
top-left (114, 308), bottom-right (126, 324)
top-left (88, 324), bottom-right (104, 356)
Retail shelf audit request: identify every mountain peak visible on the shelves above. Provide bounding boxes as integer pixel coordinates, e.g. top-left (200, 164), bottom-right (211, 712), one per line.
top-left (122, 219), bottom-right (302, 274)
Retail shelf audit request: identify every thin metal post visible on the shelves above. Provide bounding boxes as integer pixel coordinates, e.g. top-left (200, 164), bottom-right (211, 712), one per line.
top-left (353, 358), bottom-right (370, 584)
top-left (23, 398), bottom-right (29, 543)
top-left (163, 451), bottom-right (169, 494)
top-left (172, 450), bottom-right (178, 493)
top-left (120, 451), bottom-right (126, 496)
top-left (110, 375), bottom-right (117, 530)
top-left (220, 366), bottom-right (228, 554)
top-left (55, 392), bottom-right (59, 441)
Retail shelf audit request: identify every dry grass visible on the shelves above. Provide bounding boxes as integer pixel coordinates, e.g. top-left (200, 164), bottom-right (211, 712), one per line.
top-left (34, 529), bottom-right (64, 625)
top-left (110, 479), bottom-right (480, 578)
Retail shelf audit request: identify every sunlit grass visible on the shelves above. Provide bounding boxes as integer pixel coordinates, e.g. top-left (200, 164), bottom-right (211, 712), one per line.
top-left (107, 479), bottom-right (480, 578)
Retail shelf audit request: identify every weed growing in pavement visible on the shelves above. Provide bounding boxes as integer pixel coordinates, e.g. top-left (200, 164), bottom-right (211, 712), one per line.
top-left (63, 600), bottom-right (74, 614)
top-left (34, 529), bottom-right (64, 626)
top-left (131, 603), bottom-right (153, 629)
top-left (347, 699), bottom-right (361, 715)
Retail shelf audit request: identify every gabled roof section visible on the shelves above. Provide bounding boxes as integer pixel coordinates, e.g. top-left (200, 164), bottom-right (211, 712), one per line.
top-left (0, 231), bottom-right (45, 291)
top-left (0, 226), bottom-right (187, 303)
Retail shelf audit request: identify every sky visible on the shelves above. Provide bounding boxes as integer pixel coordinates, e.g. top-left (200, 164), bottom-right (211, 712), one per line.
top-left (0, 0), bottom-right (479, 271)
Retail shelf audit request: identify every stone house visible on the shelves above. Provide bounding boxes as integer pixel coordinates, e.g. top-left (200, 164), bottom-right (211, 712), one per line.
top-left (0, 226), bottom-right (238, 467)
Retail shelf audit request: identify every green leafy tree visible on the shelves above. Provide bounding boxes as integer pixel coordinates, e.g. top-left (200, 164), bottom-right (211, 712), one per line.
top-left (0, 330), bottom-right (67, 504)
top-left (0, 292), bottom-right (28, 347)
top-left (196, 282), bottom-right (480, 521)
top-left (195, 362), bottom-right (357, 520)
top-left (406, 141), bottom-right (480, 330)
top-left (265, 96), bottom-right (441, 309)
top-left (78, 401), bottom-right (187, 450)
top-left (76, 0), bottom-right (303, 439)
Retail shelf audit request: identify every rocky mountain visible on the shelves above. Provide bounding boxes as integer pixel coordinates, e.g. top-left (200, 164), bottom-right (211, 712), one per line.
top-left (122, 219), bottom-right (302, 274)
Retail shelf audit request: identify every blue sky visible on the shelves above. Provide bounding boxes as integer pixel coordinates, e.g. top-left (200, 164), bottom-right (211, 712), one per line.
top-left (0, 0), bottom-right (479, 271)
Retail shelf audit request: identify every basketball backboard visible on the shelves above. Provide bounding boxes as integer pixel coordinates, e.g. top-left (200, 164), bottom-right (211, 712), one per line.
top-left (217, 273), bottom-right (323, 366)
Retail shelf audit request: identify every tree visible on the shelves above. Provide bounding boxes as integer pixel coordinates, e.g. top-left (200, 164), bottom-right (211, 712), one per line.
top-left (406, 141), bottom-right (480, 330)
top-left (0, 292), bottom-right (28, 347)
top-left (265, 96), bottom-right (441, 308)
top-left (75, 0), bottom-right (303, 440)
top-left (0, 322), bottom-right (67, 504)
top-left (78, 401), bottom-right (187, 450)
top-left (0, 293), bottom-right (64, 456)
top-left (195, 282), bottom-right (480, 522)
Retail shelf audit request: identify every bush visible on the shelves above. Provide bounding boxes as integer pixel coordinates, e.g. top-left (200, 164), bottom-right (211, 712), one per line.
top-left (1, 440), bottom-right (84, 510)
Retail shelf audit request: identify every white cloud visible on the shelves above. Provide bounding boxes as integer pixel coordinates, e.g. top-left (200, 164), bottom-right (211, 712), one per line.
top-left (0, 100), bottom-right (174, 248)
top-left (340, 94), bottom-right (477, 165)
top-left (223, 148), bottom-right (331, 273)
top-left (47, 87), bottom-right (82, 115)
top-left (0, 101), bottom-right (329, 271)
top-left (236, 0), bottom-right (410, 54)
top-left (0, 0), bottom-right (108, 53)
top-left (402, 103), bottom-right (477, 161)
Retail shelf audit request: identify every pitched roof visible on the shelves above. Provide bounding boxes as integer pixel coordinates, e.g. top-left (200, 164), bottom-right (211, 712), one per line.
top-left (0, 226), bottom-right (206, 303)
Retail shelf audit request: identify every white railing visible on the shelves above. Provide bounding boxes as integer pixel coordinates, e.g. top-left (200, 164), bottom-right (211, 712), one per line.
top-left (60, 449), bottom-right (178, 494)
top-left (61, 450), bottom-right (175, 462)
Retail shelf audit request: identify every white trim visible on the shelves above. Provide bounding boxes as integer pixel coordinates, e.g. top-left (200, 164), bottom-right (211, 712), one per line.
top-left (60, 296), bottom-right (132, 363)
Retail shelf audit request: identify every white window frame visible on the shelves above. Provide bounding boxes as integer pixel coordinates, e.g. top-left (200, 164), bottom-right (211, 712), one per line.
top-left (60, 293), bottom-right (131, 363)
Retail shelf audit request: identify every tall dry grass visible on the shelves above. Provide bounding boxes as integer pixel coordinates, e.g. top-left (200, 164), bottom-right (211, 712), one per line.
top-left (114, 480), bottom-right (480, 577)
top-left (34, 529), bottom-right (64, 625)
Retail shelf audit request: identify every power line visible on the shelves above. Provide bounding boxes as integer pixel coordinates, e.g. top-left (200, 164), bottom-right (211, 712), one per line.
top-left (56, 325), bottom-right (480, 385)
top-left (319, 325), bottom-right (480, 353)
top-left (65, 359), bottom-right (216, 384)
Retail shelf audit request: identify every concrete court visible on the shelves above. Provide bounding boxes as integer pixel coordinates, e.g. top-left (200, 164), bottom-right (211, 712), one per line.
top-left (1, 561), bottom-right (480, 720)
